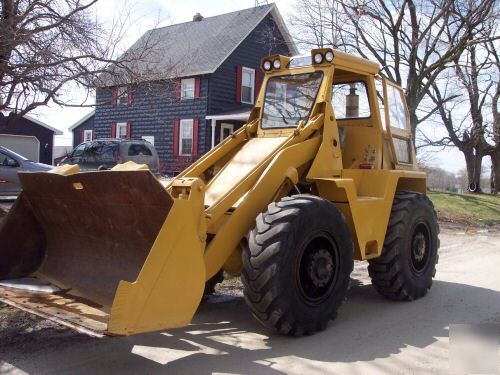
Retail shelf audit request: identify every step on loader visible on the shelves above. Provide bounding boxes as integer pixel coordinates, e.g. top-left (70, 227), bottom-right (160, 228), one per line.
top-left (0, 49), bottom-right (439, 337)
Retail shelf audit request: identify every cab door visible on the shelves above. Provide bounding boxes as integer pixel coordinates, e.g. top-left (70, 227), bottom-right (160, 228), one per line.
top-left (382, 77), bottom-right (415, 168)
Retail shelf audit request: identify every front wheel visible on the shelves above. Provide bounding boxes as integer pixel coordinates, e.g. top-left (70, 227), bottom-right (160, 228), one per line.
top-left (242, 195), bottom-right (353, 336)
top-left (368, 191), bottom-right (439, 301)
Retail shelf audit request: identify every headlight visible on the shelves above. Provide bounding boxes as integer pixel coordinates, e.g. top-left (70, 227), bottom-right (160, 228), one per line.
top-left (325, 51), bottom-right (334, 62)
top-left (273, 59), bottom-right (281, 69)
top-left (313, 53), bottom-right (323, 64)
top-left (263, 60), bottom-right (272, 71)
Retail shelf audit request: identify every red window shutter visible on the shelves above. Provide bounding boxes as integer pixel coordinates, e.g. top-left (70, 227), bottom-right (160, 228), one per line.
top-left (193, 116), bottom-right (199, 157)
top-left (254, 70), bottom-right (263, 102)
top-left (111, 122), bottom-right (117, 138)
top-left (80, 130), bottom-right (84, 142)
top-left (194, 76), bottom-right (201, 98)
top-left (174, 80), bottom-right (181, 101)
top-left (127, 86), bottom-right (133, 105)
top-left (111, 87), bottom-right (117, 106)
top-left (235, 65), bottom-right (242, 103)
top-left (126, 122), bottom-right (131, 139)
top-left (173, 118), bottom-right (180, 156)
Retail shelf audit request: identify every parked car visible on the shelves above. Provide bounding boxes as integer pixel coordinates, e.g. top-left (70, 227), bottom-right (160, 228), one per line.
top-left (0, 146), bottom-right (53, 196)
top-left (60, 139), bottom-right (160, 174)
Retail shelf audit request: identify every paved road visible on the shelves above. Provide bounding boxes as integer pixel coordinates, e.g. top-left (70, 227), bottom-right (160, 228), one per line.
top-left (1, 225), bottom-right (499, 374)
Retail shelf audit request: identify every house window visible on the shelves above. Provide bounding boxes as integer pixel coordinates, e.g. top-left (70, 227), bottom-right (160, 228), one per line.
top-left (83, 129), bottom-right (93, 142)
top-left (181, 78), bottom-right (195, 100)
top-left (179, 119), bottom-right (193, 156)
top-left (117, 86), bottom-right (128, 105)
top-left (220, 123), bottom-right (234, 142)
top-left (116, 122), bottom-right (128, 139)
top-left (241, 67), bottom-right (255, 104)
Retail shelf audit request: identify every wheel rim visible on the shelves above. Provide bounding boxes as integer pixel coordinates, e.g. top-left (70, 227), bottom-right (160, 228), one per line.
top-left (296, 232), bottom-right (339, 306)
top-left (409, 222), bottom-right (431, 274)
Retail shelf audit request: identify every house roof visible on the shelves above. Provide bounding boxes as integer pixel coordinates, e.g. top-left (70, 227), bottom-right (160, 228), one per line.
top-left (97, 4), bottom-right (297, 86)
top-left (0, 110), bottom-right (63, 135)
top-left (68, 110), bottom-right (95, 131)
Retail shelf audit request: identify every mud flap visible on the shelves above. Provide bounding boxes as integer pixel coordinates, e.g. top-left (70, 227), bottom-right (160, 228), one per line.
top-left (0, 170), bottom-right (206, 335)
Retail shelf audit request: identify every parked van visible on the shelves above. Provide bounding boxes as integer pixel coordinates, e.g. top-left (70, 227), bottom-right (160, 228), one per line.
top-left (60, 139), bottom-right (160, 174)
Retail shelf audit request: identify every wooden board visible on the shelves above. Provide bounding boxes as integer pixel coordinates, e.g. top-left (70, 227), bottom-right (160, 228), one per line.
top-left (0, 284), bottom-right (109, 337)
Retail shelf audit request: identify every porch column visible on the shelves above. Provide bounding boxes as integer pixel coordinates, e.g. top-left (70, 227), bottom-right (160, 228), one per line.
top-left (211, 119), bottom-right (216, 149)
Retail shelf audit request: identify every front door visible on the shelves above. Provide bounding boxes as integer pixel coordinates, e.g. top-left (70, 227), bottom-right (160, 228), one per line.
top-left (220, 123), bottom-right (234, 143)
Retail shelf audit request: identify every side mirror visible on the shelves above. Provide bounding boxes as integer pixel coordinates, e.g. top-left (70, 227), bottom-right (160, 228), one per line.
top-left (6, 159), bottom-right (18, 167)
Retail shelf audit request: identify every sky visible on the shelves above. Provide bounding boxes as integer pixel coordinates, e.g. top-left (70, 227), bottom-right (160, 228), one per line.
top-left (30, 0), bottom-right (480, 173)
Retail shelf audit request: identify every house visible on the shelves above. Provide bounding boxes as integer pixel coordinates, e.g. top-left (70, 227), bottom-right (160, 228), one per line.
top-left (68, 110), bottom-right (95, 148)
top-left (71, 4), bottom-right (297, 175)
top-left (0, 111), bottom-right (63, 164)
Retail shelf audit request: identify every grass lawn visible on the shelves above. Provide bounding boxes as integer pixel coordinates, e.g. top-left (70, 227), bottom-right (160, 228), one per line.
top-left (428, 191), bottom-right (500, 227)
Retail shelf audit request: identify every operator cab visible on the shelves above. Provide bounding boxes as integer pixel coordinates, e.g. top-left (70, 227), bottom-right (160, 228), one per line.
top-left (258, 48), bottom-right (415, 170)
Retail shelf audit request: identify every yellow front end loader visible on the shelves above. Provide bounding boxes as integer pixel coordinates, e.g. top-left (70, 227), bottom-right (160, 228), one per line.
top-left (0, 49), bottom-right (439, 337)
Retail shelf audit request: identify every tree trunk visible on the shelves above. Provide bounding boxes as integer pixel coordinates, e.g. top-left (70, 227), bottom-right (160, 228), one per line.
top-left (491, 150), bottom-right (500, 194)
top-left (463, 148), bottom-right (483, 192)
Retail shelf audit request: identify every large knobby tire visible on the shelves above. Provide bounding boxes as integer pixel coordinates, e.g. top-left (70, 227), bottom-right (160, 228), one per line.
top-left (368, 191), bottom-right (439, 301)
top-left (242, 195), bottom-right (353, 336)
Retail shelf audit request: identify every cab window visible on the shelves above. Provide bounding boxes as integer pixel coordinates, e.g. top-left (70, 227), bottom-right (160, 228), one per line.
top-left (332, 81), bottom-right (371, 119)
top-left (386, 85), bottom-right (408, 130)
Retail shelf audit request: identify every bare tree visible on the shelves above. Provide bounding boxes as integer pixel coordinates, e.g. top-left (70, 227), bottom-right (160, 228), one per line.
top-left (289, 0), bottom-right (497, 139)
top-left (422, 16), bottom-right (499, 193)
top-left (485, 41), bottom-right (500, 193)
top-left (0, 0), bottom-right (160, 129)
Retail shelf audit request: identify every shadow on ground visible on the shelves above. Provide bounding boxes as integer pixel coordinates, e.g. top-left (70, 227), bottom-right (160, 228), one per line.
top-left (1, 278), bottom-right (499, 374)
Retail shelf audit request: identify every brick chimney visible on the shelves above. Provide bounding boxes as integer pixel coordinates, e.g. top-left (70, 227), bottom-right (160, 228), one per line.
top-left (193, 13), bottom-right (203, 22)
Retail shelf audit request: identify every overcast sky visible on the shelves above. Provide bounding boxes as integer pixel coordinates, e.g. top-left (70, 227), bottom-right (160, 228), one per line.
top-left (31, 0), bottom-right (481, 173)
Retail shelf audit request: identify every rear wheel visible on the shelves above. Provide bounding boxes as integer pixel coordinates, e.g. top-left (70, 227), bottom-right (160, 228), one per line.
top-left (368, 191), bottom-right (439, 301)
top-left (242, 195), bottom-right (353, 336)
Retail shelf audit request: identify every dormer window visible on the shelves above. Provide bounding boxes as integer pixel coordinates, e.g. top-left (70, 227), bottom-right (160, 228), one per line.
top-left (117, 86), bottom-right (128, 105)
top-left (112, 86), bottom-right (132, 106)
top-left (181, 78), bottom-right (195, 100)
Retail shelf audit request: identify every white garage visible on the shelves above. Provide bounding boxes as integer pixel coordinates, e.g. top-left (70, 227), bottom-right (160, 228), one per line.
top-left (0, 134), bottom-right (40, 162)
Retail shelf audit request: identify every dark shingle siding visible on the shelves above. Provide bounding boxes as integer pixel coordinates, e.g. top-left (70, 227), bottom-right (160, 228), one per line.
top-left (208, 14), bottom-right (291, 115)
top-left (94, 76), bottom-right (208, 174)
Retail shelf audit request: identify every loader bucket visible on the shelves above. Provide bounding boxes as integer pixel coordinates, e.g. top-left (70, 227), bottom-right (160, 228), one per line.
top-left (0, 170), bottom-right (206, 336)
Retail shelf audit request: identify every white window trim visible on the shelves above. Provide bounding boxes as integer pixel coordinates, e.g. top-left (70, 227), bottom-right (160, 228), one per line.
top-left (83, 129), bottom-right (93, 142)
top-left (181, 78), bottom-right (195, 100)
top-left (179, 119), bottom-right (194, 156)
top-left (241, 67), bottom-right (255, 104)
top-left (220, 123), bottom-right (234, 142)
top-left (116, 122), bottom-right (128, 139)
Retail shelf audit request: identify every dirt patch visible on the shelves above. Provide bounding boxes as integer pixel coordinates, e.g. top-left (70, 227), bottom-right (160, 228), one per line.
top-left (0, 302), bottom-right (93, 359)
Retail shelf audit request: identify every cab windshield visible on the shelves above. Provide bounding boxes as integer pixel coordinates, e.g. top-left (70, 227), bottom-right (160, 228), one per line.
top-left (261, 71), bottom-right (323, 129)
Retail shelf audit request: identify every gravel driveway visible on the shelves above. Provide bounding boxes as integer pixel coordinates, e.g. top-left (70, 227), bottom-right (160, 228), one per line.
top-left (1, 224), bottom-right (499, 374)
